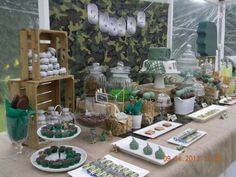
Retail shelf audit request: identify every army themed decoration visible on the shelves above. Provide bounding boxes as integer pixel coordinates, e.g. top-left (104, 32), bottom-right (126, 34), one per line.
top-left (87, 3), bottom-right (146, 36)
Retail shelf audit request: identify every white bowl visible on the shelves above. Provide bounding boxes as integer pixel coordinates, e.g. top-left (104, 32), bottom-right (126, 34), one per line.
top-left (59, 67), bottom-right (66, 74)
top-left (40, 65), bottom-right (49, 70)
top-left (46, 51), bottom-right (52, 58)
top-left (40, 58), bottom-right (49, 64)
top-left (40, 71), bottom-right (47, 77)
top-left (39, 52), bottom-right (48, 58)
top-left (48, 47), bottom-right (56, 56)
top-left (49, 57), bottom-right (58, 63)
top-left (53, 63), bottom-right (60, 69)
top-left (53, 70), bottom-right (59, 75)
top-left (48, 64), bottom-right (53, 70)
top-left (47, 70), bottom-right (53, 76)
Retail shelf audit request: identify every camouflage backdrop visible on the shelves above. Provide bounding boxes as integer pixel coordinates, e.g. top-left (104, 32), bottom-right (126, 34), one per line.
top-left (50, 0), bottom-right (168, 96)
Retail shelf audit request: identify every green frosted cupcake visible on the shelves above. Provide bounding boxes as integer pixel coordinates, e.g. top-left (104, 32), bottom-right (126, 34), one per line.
top-left (129, 138), bottom-right (139, 150)
top-left (143, 143), bottom-right (153, 155)
top-left (155, 146), bottom-right (165, 159)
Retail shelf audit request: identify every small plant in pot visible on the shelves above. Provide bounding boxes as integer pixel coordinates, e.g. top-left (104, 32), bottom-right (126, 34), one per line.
top-left (124, 97), bottom-right (143, 129)
top-left (171, 86), bottom-right (195, 115)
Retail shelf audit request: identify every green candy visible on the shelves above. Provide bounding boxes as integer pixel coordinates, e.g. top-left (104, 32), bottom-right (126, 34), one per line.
top-left (129, 138), bottom-right (139, 150)
top-left (143, 143), bottom-right (153, 155)
top-left (155, 146), bottom-right (165, 159)
top-left (143, 92), bottom-right (151, 100)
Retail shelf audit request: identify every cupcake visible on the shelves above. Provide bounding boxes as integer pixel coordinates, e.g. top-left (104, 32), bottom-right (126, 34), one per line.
top-left (129, 138), bottom-right (139, 150)
top-left (155, 146), bottom-right (165, 159)
top-left (50, 146), bottom-right (58, 153)
top-left (143, 143), bottom-right (153, 155)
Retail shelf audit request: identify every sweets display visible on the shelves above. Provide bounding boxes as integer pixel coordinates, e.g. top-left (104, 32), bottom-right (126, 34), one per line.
top-left (82, 157), bottom-right (139, 177)
top-left (35, 146), bottom-right (81, 169)
top-left (155, 147), bottom-right (165, 160)
top-left (129, 138), bottom-right (139, 150)
top-left (40, 123), bottom-right (78, 139)
top-left (196, 109), bottom-right (220, 119)
top-left (219, 97), bottom-right (236, 105)
top-left (143, 144), bottom-right (153, 155)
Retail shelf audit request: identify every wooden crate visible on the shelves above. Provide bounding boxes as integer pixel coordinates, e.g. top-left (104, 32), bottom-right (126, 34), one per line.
top-left (8, 75), bottom-right (75, 149)
top-left (19, 29), bottom-right (69, 80)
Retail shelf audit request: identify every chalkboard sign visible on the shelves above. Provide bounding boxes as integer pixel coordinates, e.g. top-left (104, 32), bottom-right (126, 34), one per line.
top-left (95, 92), bottom-right (108, 103)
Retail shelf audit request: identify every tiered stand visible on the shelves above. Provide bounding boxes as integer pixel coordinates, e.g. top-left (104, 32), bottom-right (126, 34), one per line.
top-left (8, 29), bottom-right (74, 149)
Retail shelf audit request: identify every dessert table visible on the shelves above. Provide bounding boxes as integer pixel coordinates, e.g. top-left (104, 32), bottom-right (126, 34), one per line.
top-left (1, 105), bottom-right (236, 177)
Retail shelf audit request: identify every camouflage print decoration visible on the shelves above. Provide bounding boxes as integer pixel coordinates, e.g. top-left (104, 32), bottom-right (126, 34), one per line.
top-left (49, 0), bottom-right (168, 96)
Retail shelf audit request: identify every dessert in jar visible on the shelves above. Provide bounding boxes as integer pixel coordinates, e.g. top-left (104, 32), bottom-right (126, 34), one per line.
top-left (84, 63), bottom-right (106, 97)
top-left (107, 61), bottom-right (132, 101)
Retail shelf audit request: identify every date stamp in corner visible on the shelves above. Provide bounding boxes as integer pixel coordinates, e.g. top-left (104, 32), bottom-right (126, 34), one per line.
top-left (164, 153), bottom-right (223, 163)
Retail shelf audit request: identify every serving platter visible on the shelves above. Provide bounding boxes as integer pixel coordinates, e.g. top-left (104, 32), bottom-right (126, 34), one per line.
top-left (219, 97), bottom-right (236, 105)
top-left (37, 124), bottom-right (81, 141)
top-left (31, 145), bottom-right (87, 172)
top-left (112, 136), bottom-right (181, 165)
top-left (168, 128), bottom-right (207, 147)
top-left (134, 120), bottom-right (182, 138)
top-left (68, 154), bottom-right (149, 177)
top-left (188, 105), bottom-right (228, 122)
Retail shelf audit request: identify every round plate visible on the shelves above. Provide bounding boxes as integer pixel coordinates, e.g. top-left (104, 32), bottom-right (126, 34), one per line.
top-left (87, 3), bottom-right (98, 24)
top-left (30, 145), bottom-right (87, 173)
top-left (37, 124), bottom-right (81, 141)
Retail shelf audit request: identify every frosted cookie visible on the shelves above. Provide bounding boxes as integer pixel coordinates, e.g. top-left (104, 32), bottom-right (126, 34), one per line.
top-left (162, 122), bottom-right (172, 127)
top-left (154, 126), bottom-right (164, 131)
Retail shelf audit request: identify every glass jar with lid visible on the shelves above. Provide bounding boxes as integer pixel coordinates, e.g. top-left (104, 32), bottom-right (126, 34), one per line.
top-left (37, 110), bottom-right (47, 127)
top-left (84, 63), bottom-right (106, 97)
top-left (61, 108), bottom-right (75, 124)
top-left (107, 61), bottom-right (132, 101)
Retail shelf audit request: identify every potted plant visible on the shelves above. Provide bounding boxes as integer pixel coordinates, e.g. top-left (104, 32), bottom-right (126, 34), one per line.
top-left (171, 86), bottom-right (195, 115)
top-left (124, 98), bottom-right (143, 129)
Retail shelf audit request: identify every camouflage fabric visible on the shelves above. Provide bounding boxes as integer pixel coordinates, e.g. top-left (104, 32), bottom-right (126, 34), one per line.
top-left (50, 0), bottom-right (168, 96)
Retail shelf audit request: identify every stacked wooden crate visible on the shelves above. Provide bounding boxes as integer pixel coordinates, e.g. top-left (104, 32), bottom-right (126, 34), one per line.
top-left (8, 29), bottom-right (74, 149)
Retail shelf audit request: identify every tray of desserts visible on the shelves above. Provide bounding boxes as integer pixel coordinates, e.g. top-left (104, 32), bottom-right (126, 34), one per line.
top-left (112, 136), bottom-right (181, 165)
top-left (134, 120), bottom-right (182, 138)
top-left (168, 128), bottom-right (207, 147)
top-left (37, 123), bottom-right (81, 141)
top-left (68, 154), bottom-right (149, 177)
top-left (219, 97), bottom-right (236, 105)
top-left (30, 145), bottom-right (87, 172)
top-left (188, 105), bottom-right (228, 122)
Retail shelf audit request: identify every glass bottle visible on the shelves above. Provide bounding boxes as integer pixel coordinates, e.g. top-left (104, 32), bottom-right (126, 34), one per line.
top-left (84, 63), bottom-right (106, 97)
top-left (37, 110), bottom-right (46, 127)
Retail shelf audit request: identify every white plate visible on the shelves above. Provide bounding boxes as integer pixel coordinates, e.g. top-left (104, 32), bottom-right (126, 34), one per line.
top-left (188, 105), bottom-right (228, 122)
top-left (168, 128), bottom-right (207, 147)
top-left (134, 120), bottom-right (182, 138)
top-left (68, 154), bottom-right (149, 177)
top-left (30, 145), bottom-right (87, 172)
top-left (112, 136), bottom-right (181, 165)
top-left (219, 97), bottom-right (236, 105)
top-left (37, 124), bottom-right (81, 141)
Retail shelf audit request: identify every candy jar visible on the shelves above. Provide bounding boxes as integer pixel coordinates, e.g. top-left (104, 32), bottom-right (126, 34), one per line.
top-left (61, 108), bottom-right (75, 124)
top-left (84, 63), bottom-right (106, 97)
top-left (37, 110), bottom-right (47, 127)
top-left (107, 61), bottom-right (132, 102)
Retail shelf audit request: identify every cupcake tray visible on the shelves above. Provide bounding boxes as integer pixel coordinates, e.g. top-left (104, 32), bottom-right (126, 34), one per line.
top-left (37, 124), bottom-right (81, 141)
top-left (30, 145), bottom-right (87, 172)
top-left (134, 120), bottom-right (182, 139)
top-left (68, 154), bottom-right (149, 177)
top-left (112, 136), bottom-right (181, 165)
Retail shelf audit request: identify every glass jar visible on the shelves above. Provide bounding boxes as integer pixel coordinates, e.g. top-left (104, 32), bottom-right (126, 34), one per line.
top-left (61, 108), bottom-right (75, 124)
top-left (37, 110), bottom-right (46, 127)
top-left (84, 63), bottom-right (106, 97)
top-left (107, 61), bottom-right (132, 101)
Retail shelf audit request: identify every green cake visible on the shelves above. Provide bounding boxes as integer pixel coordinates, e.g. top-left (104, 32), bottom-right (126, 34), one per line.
top-left (148, 47), bottom-right (171, 61)
top-left (129, 138), bottom-right (139, 150)
top-left (143, 143), bottom-right (153, 155)
top-left (155, 146), bottom-right (165, 159)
